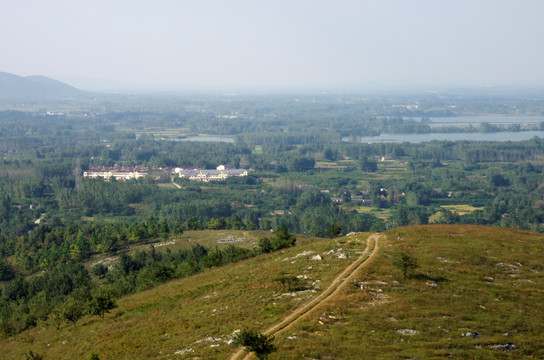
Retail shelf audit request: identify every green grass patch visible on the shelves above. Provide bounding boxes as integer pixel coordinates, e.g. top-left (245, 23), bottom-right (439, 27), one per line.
top-left (340, 205), bottom-right (374, 213)
top-left (315, 161), bottom-right (348, 169)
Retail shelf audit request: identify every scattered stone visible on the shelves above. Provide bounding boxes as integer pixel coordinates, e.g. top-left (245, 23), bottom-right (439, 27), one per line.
top-left (153, 240), bottom-right (176, 247)
top-left (294, 250), bottom-right (314, 258)
top-left (496, 262), bottom-right (518, 272)
top-left (210, 344), bottom-right (220, 348)
top-left (368, 291), bottom-right (390, 306)
top-left (488, 343), bottom-right (517, 351)
top-left (311, 254), bottom-right (323, 261)
top-left (217, 235), bottom-right (245, 243)
top-left (338, 253), bottom-right (348, 259)
top-left (426, 280), bottom-right (438, 287)
top-left (388, 317), bottom-right (398, 322)
top-left (195, 336), bottom-right (221, 343)
top-left (91, 257), bottom-right (117, 267)
top-left (174, 348), bottom-right (194, 355)
top-left (462, 332), bottom-right (481, 339)
top-left (396, 329), bottom-right (418, 336)
top-left (287, 336), bottom-right (298, 340)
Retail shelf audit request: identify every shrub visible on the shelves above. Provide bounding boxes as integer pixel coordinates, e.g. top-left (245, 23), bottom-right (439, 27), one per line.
top-left (233, 328), bottom-right (277, 360)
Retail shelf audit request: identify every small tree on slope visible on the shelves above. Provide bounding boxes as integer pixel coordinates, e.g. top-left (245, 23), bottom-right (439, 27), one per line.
top-left (393, 251), bottom-right (419, 279)
top-left (233, 328), bottom-right (277, 360)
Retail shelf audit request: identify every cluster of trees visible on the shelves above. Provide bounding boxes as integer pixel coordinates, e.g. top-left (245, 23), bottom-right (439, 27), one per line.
top-left (258, 224), bottom-right (297, 253)
top-left (0, 217), bottom-right (181, 273)
top-left (0, 263), bottom-right (115, 335)
top-left (0, 225), bottom-right (293, 337)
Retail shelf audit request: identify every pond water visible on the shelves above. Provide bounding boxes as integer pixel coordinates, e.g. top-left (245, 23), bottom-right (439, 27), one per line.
top-left (344, 131), bottom-right (544, 143)
top-left (429, 115), bottom-right (544, 124)
top-left (178, 136), bottom-right (234, 143)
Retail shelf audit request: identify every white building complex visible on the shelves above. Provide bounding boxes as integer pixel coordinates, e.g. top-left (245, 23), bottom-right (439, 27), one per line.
top-left (84, 165), bottom-right (248, 182)
top-left (83, 167), bottom-right (148, 181)
top-left (174, 165), bottom-right (248, 182)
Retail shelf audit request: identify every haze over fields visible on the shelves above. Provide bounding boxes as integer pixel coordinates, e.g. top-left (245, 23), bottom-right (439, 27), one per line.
top-left (1, 0), bottom-right (544, 91)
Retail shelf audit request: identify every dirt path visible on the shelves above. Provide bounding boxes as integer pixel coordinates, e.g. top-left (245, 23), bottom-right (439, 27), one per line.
top-left (242, 231), bottom-right (258, 240)
top-left (171, 180), bottom-right (182, 189)
top-left (229, 233), bottom-right (381, 360)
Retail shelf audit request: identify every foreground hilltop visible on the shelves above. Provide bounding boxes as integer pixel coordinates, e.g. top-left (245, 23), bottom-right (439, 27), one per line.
top-left (1, 225), bottom-right (542, 359)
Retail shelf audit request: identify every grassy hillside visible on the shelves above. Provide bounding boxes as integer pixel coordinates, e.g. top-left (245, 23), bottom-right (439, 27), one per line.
top-left (1, 230), bottom-right (367, 359)
top-left (274, 225), bottom-right (544, 359)
top-left (2, 225), bottom-right (543, 359)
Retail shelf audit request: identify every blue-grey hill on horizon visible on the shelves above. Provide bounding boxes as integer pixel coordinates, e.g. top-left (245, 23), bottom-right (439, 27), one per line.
top-left (0, 72), bottom-right (83, 98)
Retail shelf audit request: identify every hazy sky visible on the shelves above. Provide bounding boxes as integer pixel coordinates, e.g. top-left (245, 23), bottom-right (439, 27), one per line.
top-left (1, 0), bottom-right (543, 91)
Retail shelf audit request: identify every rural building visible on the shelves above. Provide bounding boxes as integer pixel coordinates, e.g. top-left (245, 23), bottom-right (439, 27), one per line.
top-left (84, 165), bottom-right (249, 182)
top-left (83, 166), bottom-right (148, 180)
top-left (174, 165), bottom-right (248, 182)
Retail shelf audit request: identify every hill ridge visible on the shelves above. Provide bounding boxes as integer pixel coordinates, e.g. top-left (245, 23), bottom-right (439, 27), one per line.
top-left (0, 71), bottom-right (83, 98)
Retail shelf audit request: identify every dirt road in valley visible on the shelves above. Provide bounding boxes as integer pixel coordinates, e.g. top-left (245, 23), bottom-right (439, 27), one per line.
top-left (229, 233), bottom-right (381, 360)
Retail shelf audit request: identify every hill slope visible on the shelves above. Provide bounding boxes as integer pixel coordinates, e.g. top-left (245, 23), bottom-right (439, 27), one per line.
top-left (0, 72), bottom-right (83, 98)
top-left (1, 226), bottom-right (542, 359)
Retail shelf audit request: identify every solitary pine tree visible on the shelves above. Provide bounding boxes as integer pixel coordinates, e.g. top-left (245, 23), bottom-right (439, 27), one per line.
top-left (393, 251), bottom-right (419, 279)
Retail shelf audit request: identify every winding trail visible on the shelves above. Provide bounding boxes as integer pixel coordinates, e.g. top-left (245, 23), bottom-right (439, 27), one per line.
top-left (229, 233), bottom-right (381, 360)
top-left (242, 231), bottom-right (258, 241)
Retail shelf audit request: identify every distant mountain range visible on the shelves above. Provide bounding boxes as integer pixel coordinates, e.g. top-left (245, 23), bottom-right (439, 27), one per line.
top-left (0, 72), bottom-right (84, 98)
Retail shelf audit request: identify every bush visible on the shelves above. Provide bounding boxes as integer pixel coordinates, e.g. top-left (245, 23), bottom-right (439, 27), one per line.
top-left (233, 328), bottom-right (277, 360)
